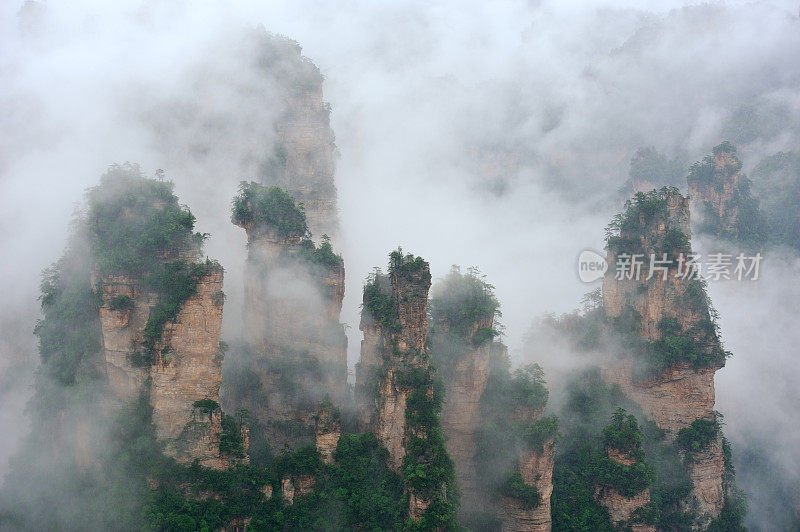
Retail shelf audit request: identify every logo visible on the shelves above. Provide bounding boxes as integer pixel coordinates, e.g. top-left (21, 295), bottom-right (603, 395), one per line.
top-left (578, 249), bottom-right (608, 283)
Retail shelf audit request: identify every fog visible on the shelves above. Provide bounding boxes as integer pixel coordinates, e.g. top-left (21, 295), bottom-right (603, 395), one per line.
top-left (1, 0), bottom-right (799, 527)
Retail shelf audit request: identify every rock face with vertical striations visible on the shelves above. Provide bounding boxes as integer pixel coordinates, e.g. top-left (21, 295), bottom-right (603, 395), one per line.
top-left (687, 142), bottom-right (742, 237)
top-left (499, 438), bottom-right (556, 532)
top-left (430, 284), bottom-right (496, 515)
top-left (594, 445), bottom-right (655, 532)
top-left (232, 182), bottom-right (347, 449)
top-left (359, 254), bottom-right (431, 468)
top-left (356, 251), bottom-right (459, 527)
top-left (97, 264), bottom-right (231, 469)
top-left (602, 187), bottom-right (726, 524)
top-left (273, 86), bottom-right (339, 240)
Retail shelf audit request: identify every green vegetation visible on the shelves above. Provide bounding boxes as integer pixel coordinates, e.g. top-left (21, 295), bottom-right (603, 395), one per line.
top-left (362, 270), bottom-right (396, 330)
top-left (551, 370), bottom-right (697, 531)
top-left (476, 356), bottom-right (555, 521)
top-left (509, 364), bottom-right (550, 412)
top-left (603, 408), bottom-right (642, 452)
top-left (606, 187), bottom-right (674, 243)
top-left (107, 294), bottom-right (134, 311)
top-left (297, 233), bottom-right (343, 271)
top-left (396, 366), bottom-right (459, 530)
top-left (640, 317), bottom-right (728, 375)
top-left (192, 399), bottom-right (220, 416)
top-left (523, 415), bottom-right (560, 453)
top-left (663, 228), bottom-right (690, 254)
top-left (34, 245), bottom-right (103, 386)
top-left (500, 471), bottom-right (540, 509)
top-left (389, 248), bottom-right (430, 279)
top-left (429, 265), bottom-right (501, 340)
top-left (231, 181), bottom-right (308, 238)
top-left (675, 416), bottom-right (720, 457)
top-left (218, 415), bottom-right (245, 457)
top-left (88, 163), bottom-right (206, 275)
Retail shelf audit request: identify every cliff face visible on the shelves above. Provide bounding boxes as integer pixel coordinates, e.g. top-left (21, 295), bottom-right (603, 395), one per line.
top-left (97, 265), bottom-right (231, 469)
top-left (688, 145), bottom-right (741, 235)
top-left (440, 341), bottom-right (492, 511)
top-left (356, 254), bottom-right (458, 524)
top-left (364, 261), bottom-right (431, 468)
top-left (602, 188), bottom-right (725, 522)
top-left (594, 448), bottom-right (655, 532)
top-left (97, 274), bottom-right (156, 399)
top-left (152, 268), bottom-right (228, 469)
top-left (436, 317), bottom-right (494, 513)
top-left (499, 438), bottom-right (555, 532)
top-left (236, 223), bottom-right (347, 449)
top-left (603, 189), bottom-right (699, 341)
top-left (273, 87), bottom-right (339, 240)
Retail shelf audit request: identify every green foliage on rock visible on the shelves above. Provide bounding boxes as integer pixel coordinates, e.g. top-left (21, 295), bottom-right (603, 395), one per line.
top-left (500, 470), bottom-right (541, 509)
top-left (219, 415), bottom-right (245, 457)
top-left (429, 265), bottom-right (501, 340)
top-left (88, 163), bottom-right (205, 275)
top-left (551, 370), bottom-right (696, 531)
top-left (231, 181), bottom-right (308, 238)
top-left (107, 294), bottom-right (134, 311)
top-left (603, 408), bottom-right (643, 453)
top-left (34, 242), bottom-right (103, 386)
top-left (396, 366), bottom-right (459, 530)
top-left (362, 270), bottom-right (396, 330)
top-left (675, 416), bottom-right (720, 457)
top-left (606, 187), bottom-right (674, 241)
top-left (297, 234), bottom-right (343, 271)
top-left (192, 399), bottom-right (220, 415)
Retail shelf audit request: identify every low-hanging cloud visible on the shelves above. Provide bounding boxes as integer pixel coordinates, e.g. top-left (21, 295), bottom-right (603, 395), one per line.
top-left (1, 1), bottom-right (799, 527)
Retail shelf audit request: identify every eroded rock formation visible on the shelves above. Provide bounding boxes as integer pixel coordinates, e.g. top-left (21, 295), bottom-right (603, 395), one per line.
top-left (356, 252), bottom-right (459, 524)
top-left (499, 438), bottom-right (556, 532)
top-left (687, 142), bottom-right (742, 236)
top-left (233, 187), bottom-right (347, 449)
top-left (97, 264), bottom-right (232, 469)
top-left (594, 448), bottom-right (655, 532)
top-left (602, 187), bottom-right (726, 523)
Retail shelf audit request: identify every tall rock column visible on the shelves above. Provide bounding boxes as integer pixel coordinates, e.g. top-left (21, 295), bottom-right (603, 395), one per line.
top-left (91, 167), bottom-right (233, 469)
top-left (232, 182), bottom-right (347, 449)
top-left (602, 187), bottom-right (726, 522)
top-left (428, 266), bottom-right (500, 517)
top-left (687, 141), bottom-right (742, 236)
top-left (356, 250), bottom-right (458, 528)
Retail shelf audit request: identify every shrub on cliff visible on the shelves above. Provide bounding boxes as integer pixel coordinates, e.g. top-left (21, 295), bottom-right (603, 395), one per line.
top-left (231, 181), bottom-right (308, 238)
top-left (606, 187), bottom-right (675, 241)
top-left (362, 270), bottom-right (396, 330)
top-left (675, 416), bottom-right (720, 457)
top-left (603, 408), bottom-right (643, 453)
top-left (429, 265), bottom-right (501, 340)
top-left (297, 234), bottom-right (343, 271)
top-left (88, 163), bottom-right (206, 275)
top-left (398, 366), bottom-right (459, 529)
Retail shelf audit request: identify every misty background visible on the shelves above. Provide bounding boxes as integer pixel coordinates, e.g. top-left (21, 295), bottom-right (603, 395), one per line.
top-left (1, 0), bottom-right (799, 528)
